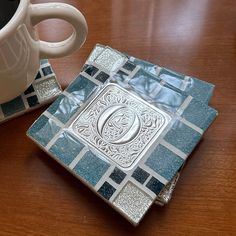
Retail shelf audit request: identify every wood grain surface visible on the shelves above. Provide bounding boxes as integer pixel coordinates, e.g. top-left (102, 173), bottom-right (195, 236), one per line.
top-left (0, 0), bottom-right (236, 235)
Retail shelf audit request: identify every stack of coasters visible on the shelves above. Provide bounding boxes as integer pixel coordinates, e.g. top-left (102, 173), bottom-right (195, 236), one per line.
top-left (0, 59), bottom-right (62, 124)
top-left (27, 45), bottom-right (217, 225)
top-left (84, 44), bottom-right (216, 205)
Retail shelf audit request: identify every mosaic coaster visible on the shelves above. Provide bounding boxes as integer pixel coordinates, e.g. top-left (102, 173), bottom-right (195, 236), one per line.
top-left (0, 60), bottom-right (62, 124)
top-left (27, 48), bottom-right (217, 225)
top-left (84, 44), bottom-right (215, 205)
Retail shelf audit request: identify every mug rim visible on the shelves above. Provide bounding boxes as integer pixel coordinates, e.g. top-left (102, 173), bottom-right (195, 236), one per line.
top-left (0, 0), bottom-right (28, 41)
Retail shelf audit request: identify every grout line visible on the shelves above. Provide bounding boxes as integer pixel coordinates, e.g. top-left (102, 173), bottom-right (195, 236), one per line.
top-left (105, 178), bottom-right (120, 190)
top-left (180, 117), bottom-right (204, 134)
top-left (24, 92), bottom-right (37, 99)
top-left (94, 165), bottom-right (116, 192)
top-left (181, 75), bottom-right (190, 91)
top-left (160, 139), bottom-right (188, 160)
top-left (127, 65), bottom-right (141, 79)
top-left (176, 95), bottom-right (193, 115)
top-left (140, 165), bottom-right (169, 185)
top-left (45, 129), bottom-right (64, 151)
top-left (44, 110), bottom-right (65, 128)
top-left (80, 71), bottom-right (102, 86)
top-left (41, 62), bottom-right (51, 68)
top-left (61, 90), bottom-right (82, 105)
top-left (69, 147), bottom-right (89, 169)
top-left (143, 174), bottom-right (153, 186)
top-left (21, 94), bottom-right (29, 110)
top-left (155, 66), bottom-right (162, 76)
top-left (62, 90), bottom-right (72, 98)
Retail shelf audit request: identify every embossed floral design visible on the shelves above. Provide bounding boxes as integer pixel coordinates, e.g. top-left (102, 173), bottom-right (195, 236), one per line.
top-left (72, 85), bottom-right (169, 169)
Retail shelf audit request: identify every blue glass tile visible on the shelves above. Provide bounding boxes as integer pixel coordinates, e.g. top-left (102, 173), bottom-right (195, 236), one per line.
top-left (135, 68), bottom-right (162, 82)
top-left (95, 71), bottom-right (110, 83)
top-left (159, 68), bottom-right (184, 88)
top-left (42, 66), bottom-right (53, 76)
top-left (164, 120), bottom-right (202, 154)
top-left (109, 167), bottom-right (126, 184)
top-left (27, 115), bottom-right (60, 146)
top-left (146, 177), bottom-right (165, 195)
top-left (24, 85), bottom-right (34, 95)
top-left (182, 99), bottom-right (217, 130)
top-left (152, 86), bottom-right (187, 113)
top-left (27, 95), bottom-right (39, 107)
top-left (66, 75), bottom-right (97, 102)
top-left (1, 96), bottom-right (25, 117)
top-left (49, 131), bottom-right (84, 165)
top-left (98, 182), bottom-right (116, 200)
top-left (129, 69), bottom-right (162, 96)
top-left (131, 58), bottom-right (157, 75)
top-left (131, 167), bottom-right (150, 184)
top-left (47, 95), bottom-right (80, 124)
top-left (73, 151), bottom-right (110, 186)
top-left (123, 61), bottom-right (136, 71)
top-left (186, 78), bottom-right (215, 104)
top-left (84, 65), bottom-right (99, 76)
top-left (145, 144), bottom-right (184, 181)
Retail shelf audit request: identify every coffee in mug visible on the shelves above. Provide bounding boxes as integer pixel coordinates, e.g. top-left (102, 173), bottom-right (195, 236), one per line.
top-left (0, 0), bottom-right (87, 104)
top-left (0, 1), bottom-right (20, 30)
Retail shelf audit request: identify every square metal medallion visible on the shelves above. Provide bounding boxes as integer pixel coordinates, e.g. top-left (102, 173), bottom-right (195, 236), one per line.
top-left (70, 84), bottom-right (171, 169)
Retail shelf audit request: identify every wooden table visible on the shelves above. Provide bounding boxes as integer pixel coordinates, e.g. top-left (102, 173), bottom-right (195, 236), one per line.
top-left (1, 0), bottom-right (235, 235)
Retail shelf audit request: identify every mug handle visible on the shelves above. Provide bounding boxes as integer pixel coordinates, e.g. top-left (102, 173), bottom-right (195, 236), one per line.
top-left (30, 3), bottom-right (88, 59)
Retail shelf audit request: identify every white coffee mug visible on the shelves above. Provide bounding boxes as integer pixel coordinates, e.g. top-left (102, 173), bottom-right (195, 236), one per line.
top-left (0, 0), bottom-right (87, 104)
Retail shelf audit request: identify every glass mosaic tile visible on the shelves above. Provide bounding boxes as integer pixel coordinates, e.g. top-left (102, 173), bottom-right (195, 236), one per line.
top-left (109, 167), bottom-right (126, 184)
top-left (131, 167), bottom-right (150, 184)
top-left (0, 60), bottom-right (62, 124)
top-left (113, 181), bottom-right (153, 224)
top-left (27, 46), bottom-right (217, 225)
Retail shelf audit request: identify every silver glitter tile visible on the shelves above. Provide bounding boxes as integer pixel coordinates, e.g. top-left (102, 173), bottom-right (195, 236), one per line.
top-left (94, 48), bottom-right (127, 72)
top-left (34, 77), bottom-right (61, 102)
top-left (70, 84), bottom-right (170, 169)
top-left (87, 44), bottom-right (105, 62)
top-left (113, 182), bottom-right (153, 224)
